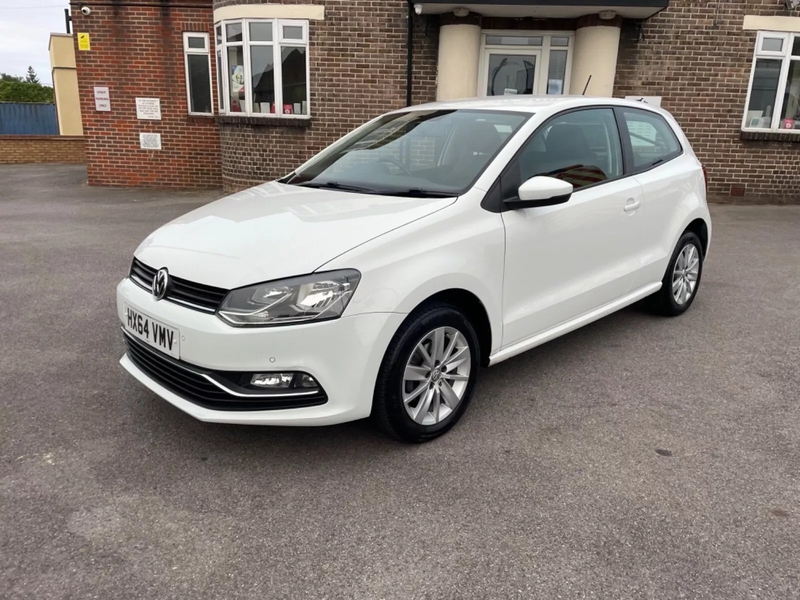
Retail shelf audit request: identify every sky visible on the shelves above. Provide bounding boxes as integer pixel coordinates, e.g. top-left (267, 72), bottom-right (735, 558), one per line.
top-left (0, 1), bottom-right (70, 85)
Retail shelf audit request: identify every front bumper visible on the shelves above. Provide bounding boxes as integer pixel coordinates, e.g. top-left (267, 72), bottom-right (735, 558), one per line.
top-left (117, 278), bottom-right (404, 426)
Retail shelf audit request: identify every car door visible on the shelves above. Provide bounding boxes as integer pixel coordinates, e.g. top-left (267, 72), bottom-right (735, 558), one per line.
top-left (499, 107), bottom-right (646, 348)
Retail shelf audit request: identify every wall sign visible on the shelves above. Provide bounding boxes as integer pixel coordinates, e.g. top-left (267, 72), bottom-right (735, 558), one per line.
top-left (93, 86), bottom-right (110, 111)
top-left (139, 133), bottom-right (162, 150)
top-left (625, 96), bottom-right (662, 107)
top-left (135, 98), bottom-right (162, 120)
top-left (77, 32), bottom-right (90, 51)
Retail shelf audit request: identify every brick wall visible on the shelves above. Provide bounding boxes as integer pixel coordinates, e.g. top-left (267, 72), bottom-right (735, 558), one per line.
top-left (615, 0), bottom-right (800, 203)
top-left (71, 0), bottom-right (221, 189)
top-left (215, 0), bottom-right (439, 191)
top-left (0, 135), bottom-right (85, 164)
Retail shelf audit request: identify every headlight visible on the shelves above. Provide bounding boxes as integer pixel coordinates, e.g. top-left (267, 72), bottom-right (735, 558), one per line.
top-left (217, 270), bottom-right (361, 327)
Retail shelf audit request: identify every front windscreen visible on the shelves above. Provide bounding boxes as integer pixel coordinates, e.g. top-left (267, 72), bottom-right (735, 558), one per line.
top-left (287, 109), bottom-right (530, 197)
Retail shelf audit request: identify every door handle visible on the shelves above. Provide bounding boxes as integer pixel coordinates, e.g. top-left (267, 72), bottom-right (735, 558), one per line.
top-left (623, 199), bottom-right (641, 212)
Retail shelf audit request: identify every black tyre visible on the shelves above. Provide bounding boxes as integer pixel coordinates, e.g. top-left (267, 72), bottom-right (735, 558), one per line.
top-left (373, 302), bottom-right (481, 443)
top-left (649, 231), bottom-right (704, 316)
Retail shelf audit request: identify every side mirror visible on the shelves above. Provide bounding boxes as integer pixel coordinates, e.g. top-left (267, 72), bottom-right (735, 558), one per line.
top-left (505, 176), bottom-right (573, 209)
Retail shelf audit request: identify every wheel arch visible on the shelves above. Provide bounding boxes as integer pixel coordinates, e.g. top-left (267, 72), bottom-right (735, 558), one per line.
top-left (684, 217), bottom-right (710, 257)
top-left (412, 289), bottom-right (493, 367)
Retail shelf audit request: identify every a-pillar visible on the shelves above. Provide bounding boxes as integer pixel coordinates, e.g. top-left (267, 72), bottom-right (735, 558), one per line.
top-left (436, 12), bottom-right (482, 101)
top-left (569, 14), bottom-right (623, 97)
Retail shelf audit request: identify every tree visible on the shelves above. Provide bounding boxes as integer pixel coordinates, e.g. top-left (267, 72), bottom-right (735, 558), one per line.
top-left (24, 66), bottom-right (40, 84)
top-left (1, 73), bottom-right (22, 82)
top-left (0, 81), bottom-right (54, 103)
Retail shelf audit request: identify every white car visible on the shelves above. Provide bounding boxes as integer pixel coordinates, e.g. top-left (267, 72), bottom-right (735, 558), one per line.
top-left (118, 96), bottom-right (711, 443)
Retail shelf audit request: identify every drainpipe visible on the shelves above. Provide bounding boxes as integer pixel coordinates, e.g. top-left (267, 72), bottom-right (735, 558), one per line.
top-left (406, 0), bottom-right (414, 107)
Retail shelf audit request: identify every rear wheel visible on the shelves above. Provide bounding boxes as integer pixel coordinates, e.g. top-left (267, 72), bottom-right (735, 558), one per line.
top-left (649, 231), bottom-right (704, 316)
top-left (373, 302), bottom-right (480, 443)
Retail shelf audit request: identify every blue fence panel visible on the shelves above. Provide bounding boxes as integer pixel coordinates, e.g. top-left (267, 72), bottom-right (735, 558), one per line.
top-left (0, 102), bottom-right (58, 135)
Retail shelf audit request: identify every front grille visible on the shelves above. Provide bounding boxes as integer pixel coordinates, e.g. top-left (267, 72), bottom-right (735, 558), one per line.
top-left (123, 333), bottom-right (328, 411)
top-left (129, 257), bottom-right (228, 314)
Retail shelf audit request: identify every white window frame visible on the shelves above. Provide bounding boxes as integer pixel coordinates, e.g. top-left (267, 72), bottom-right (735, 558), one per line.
top-left (216, 18), bottom-right (310, 119)
top-left (183, 32), bottom-right (214, 116)
top-left (477, 31), bottom-right (574, 97)
top-left (742, 31), bottom-right (800, 133)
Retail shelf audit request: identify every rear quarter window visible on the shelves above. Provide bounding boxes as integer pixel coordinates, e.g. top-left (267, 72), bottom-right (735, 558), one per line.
top-left (620, 108), bottom-right (682, 170)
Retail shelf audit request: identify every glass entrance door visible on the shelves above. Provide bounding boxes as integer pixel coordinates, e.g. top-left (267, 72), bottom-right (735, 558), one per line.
top-left (485, 51), bottom-right (540, 96)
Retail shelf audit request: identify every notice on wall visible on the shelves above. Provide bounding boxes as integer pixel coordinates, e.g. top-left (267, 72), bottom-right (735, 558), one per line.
top-left (625, 96), bottom-right (662, 107)
top-left (93, 86), bottom-right (110, 111)
top-left (139, 133), bottom-right (162, 150)
top-left (135, 98), bottom-right (162, 120)
top-left (77, 32), bottom-right (90, 51)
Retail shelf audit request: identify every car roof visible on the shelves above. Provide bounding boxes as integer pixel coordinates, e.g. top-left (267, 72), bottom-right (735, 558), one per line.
top-left (396, 95), bottom-right (667, 116)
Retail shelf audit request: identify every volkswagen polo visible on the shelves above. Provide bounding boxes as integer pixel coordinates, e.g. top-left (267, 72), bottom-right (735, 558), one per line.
top-left (118, 96), bottom-right (711, 442)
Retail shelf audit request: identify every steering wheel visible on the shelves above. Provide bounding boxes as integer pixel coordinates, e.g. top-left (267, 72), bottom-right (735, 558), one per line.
top-left (377, 157), bottom-right (412, 176)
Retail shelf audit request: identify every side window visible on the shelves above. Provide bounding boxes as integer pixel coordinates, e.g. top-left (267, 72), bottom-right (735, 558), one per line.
top-left (620, 108), bottom-right (681, 170)
top-left (183, 33), bottom-right (213, 115)
top-left (508, 108), bottom-right (623, 194)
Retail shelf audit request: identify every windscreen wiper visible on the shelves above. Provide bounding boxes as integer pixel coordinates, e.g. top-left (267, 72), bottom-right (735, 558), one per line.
top-left (297, 181), bottom-right (379, 194)
top-left (379, 188), bottom-right (456, 198)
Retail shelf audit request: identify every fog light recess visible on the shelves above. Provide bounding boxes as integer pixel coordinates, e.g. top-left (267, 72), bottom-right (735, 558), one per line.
top-left (249, 372), bottom-right (319, 390)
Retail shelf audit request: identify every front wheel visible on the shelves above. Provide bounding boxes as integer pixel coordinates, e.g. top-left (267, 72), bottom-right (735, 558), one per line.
top-left (373, 302), bottom-right (481, 443)
top-left (648, 231), bottom-right (704, 316)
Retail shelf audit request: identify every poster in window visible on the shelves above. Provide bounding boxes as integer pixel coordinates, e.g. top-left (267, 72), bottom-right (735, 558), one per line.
top-left (547, 79), bottom-right (563, 95)
top-left (230, 65), bottom-right (244, 94)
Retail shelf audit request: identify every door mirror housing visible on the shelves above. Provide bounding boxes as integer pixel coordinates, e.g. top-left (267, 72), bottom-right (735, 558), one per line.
top-left (505, 176), bottom-right (573, 209)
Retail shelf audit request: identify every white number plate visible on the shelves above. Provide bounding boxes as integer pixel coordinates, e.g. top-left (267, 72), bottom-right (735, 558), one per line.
top-left (124, 304), bottom-right (180, 358)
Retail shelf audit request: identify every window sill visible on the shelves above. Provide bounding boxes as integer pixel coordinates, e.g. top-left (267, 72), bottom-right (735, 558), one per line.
top-left (741, 129), bottom-right (800, 142)
top-left (216, 114), bottom-right (311, 128)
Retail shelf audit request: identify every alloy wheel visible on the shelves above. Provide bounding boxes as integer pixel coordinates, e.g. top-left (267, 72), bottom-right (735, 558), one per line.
top-left (402, 327), bottom-right (471, 426)
top-left (672, 243), bottom-right (700, 305)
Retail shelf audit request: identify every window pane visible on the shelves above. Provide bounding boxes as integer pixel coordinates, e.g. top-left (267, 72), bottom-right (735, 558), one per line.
top-left (486, 35), bottom-right (542, 46)
top-left (226, 22), bottom-right (243, 43)
top-left (550, 37), bottom-right (569, 47)
top-left (215, 25), bottom-right (222, 46)
top-left (250, 46), bottom-right (275, 113)
top-left (547, 49), bottom-right (567, 94)
top-left (487, 54), bottom-right (535, 96)
top-left (290, 109), bottom-right (529, 195)
top-left (516, 108), bottom-right (622, 189)
top-left (779, 60), bottom-right (800, 129)
top-left (216, 50), bottom-right (224, 111)
top-left (621, 109), bottom-right (681, 169)
top-left (187, 36), bottom-right (205, 49)
top-left (249, 22), bottom-right (273, 42)
top-left (283, 25), bottom-right (304, 40)
top-left (746, 58), bottom-right (781, 128)
top-left (793, 37), bottom-right (800, 57)
top-left (761, 37), bottom-right (784, 53)
top-left (187, 54), bottom-right (211, 113)
top-left (281, 46), bottom-right (307, 115)
top-left (227, 46), bottom-right (245, 112)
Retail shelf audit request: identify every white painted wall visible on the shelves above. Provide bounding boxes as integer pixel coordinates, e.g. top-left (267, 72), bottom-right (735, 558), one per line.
top-left (437, 24), bottom-right (482, 101)
top-left (569, 25), bottom-right (621, 97)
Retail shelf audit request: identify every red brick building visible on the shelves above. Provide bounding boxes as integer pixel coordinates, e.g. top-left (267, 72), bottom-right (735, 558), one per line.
top-left (70, 0), bottom-right (800, 202)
